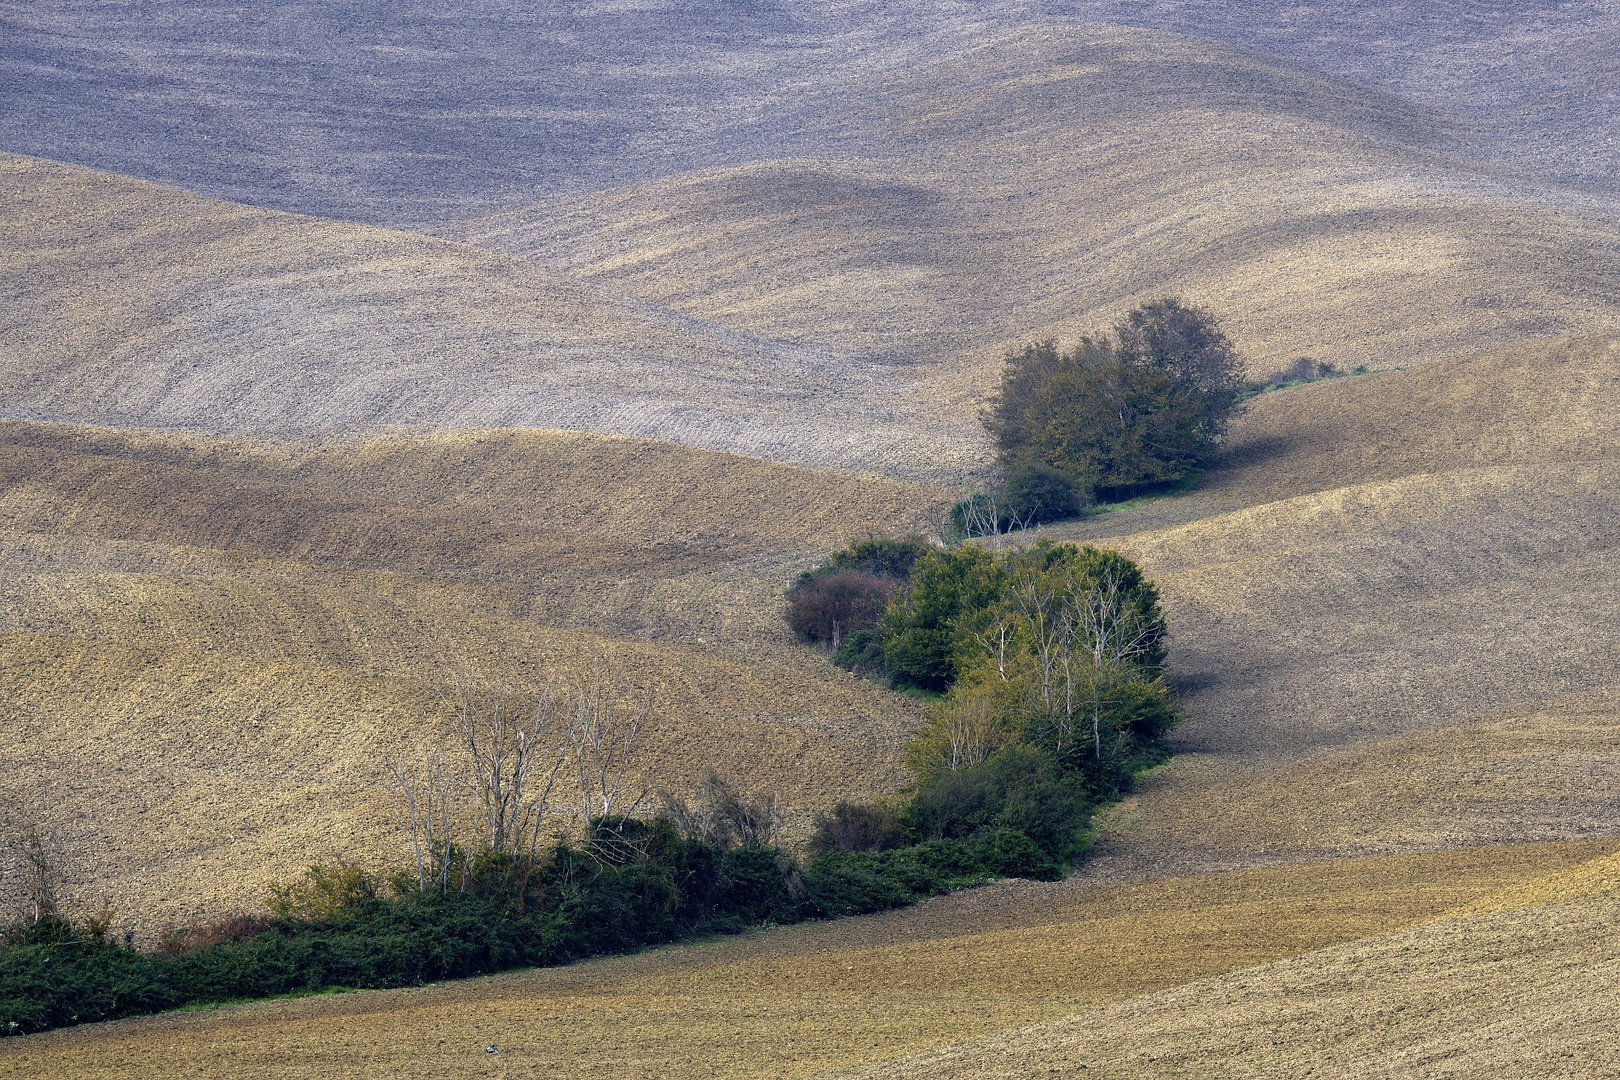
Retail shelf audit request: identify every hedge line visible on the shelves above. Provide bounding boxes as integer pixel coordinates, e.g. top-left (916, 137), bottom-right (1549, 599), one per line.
top-left (2, 823), bottom-right (1053, 1036)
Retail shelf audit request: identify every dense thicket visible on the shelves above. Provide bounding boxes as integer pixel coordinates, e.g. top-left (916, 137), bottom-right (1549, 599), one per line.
top-left (1, 825), bottom-right (1038, 1036)
top-left (984, 298), bottom-right (1242, 502)
top-left (786, 535), bottom-right (929, 656)
top-left (801, 537), bottom-right (1179, 868)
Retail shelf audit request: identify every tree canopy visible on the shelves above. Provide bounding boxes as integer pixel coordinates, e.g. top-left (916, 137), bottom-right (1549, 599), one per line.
top-left (984, 298), bottom-right (1243, 501)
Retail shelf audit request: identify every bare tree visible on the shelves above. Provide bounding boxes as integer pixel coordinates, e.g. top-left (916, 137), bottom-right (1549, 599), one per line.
top-left (923, 500), bottom-right (956, 547)
top-left (661, 771), bottom-right (781, 849)
top-left (972, 615), bottom-right (1019, 683)
top-left (564, 662), bottom-right (658, 858)
top-left (386, 751), bottom-right (460, 892)
top-left (997, 561), bottom-right (1159, 760)
top-left (566, 663), bottom-right (655, 824)
top-left (6, 825), bottom-right (65, 926)
top-left (446, 674), bottom-right (573, 857)
top-left (1011, 568), bottom-right (1063, 707)
top-left (387, 661), bottom-right (663, 871)
top-left (957, 490), bottom-right (1035, 552)
top-left (1064, 562), bottom-right (1159, 672)
top-left (939, 684), bottom-right (1002, 771)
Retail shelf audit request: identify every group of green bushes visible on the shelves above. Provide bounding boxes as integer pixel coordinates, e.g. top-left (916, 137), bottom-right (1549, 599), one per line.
top-left (789, 536), bottom-right (1179, 870)
top-left (0, 816), bottom-right (1049, 1036)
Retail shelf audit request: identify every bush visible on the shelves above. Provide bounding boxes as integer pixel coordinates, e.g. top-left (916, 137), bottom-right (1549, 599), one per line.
top-left (1263, 356), bottom-right (1339, 388)
top-left (807, 802), bottom-right (908, 854)
top-left (784, 534), bottom-right (930, 649)
top-left (904, 742), bottom-right (1091, 866)
top-left (831, 626), bottom-right (886, 674)
top-left (1002, 463), bottom-right (1083, 523)
top-left (785, 570), bottom-right (895, 646)
top-left (827, 535), bottom-right (931, 581)
top-left (0, 819), bottom-right (1069, 1037)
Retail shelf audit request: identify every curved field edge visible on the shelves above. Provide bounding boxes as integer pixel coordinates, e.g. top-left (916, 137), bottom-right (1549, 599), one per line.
top-left (1, 840), bottom-right (1612, 1079)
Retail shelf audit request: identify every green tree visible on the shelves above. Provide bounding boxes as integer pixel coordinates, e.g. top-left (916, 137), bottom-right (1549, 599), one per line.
top-left (983, 299), bottom-right (1243, 500)
top-left (881, 545), bottom-right (1006, 691)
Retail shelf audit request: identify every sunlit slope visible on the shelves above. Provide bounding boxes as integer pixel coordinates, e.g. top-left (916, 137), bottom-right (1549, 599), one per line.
top-left (1211, 335), bottom-right (1620, 504)
top-left (839, 896), bottom-right (1620, 1079)
top-left (447, 23), bottom-right (1620, 397)
top-left (1097, 693), bottom-right (1620, 877)
top-left (4, 841), bottom-right (1611, 1080)
top-left (0, 154), bottom-right (971, 477)
top-left (1023, 335), bottom-right (1620, 876)
top-left (0, 423), bottom-right (935, 929)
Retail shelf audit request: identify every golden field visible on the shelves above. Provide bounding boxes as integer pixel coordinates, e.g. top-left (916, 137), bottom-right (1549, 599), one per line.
top-left (4, 6), bottom-right (1620, 1074)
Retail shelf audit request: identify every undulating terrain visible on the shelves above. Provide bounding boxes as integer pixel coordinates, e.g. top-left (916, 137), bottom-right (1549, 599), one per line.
top-left (0, 422), bottom-right (937, 926)
top-left (3, 1), bottom-right (1619, 1076)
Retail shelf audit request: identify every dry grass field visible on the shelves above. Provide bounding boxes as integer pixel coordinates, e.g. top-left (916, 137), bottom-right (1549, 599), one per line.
top-left (844, 897), bottom-right (1620, 1079)
top-left (6, 3), bottom-right (1620, 1074)
top-left (0, 421), bottom-right (942, 930)
top-left (3, 840), bottom-right (1613, 1080)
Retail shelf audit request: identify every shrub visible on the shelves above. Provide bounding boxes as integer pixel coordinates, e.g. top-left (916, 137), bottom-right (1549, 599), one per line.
top-left (807, 802), bottom-right (908, 854)
top-left (1263, 356), bottom-right (1340, 388)
top-left (1002, 462), bottom-right (1083, 523)
top-left (0, 819), bottom-right (1069, 1037)
top-left (904, 742), bottom-right (1091, 865)
top-left (881, 544), bottom-right (1006, 691)
top-left (827, 535), bottom-right (931, 581)
top-left (265, 864), bottom-right (376, 920)
top-left (831, 626), bottom-right (885, 674)
top-left (785, 570), bottom-right (895, 647)
top-left (157, 914), bottom-right (275, 955)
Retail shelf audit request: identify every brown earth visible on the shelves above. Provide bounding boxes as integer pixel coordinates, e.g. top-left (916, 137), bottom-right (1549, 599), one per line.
top-left (445, 22), bottom-right (1620, 410)
top-left (836, 895), bottom-right (1620, 1079)
top-left (3, 840), bottom-right (1612, 1080)
top-left (0, 423), bottom-right (941, 930)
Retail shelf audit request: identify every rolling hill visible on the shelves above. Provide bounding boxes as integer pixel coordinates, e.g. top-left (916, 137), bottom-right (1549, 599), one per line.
top-left (0, 422), bottom-right (939, 931)
top-left (6, 841), bottom-right (1614, 1078)
top-left (9, 19), bottom-right (1620, 469)
top-left (0, 152), bottom-right (971, 478)
top-left (7, 2), bottom-right (1616, 221)
top-left (4, 1), bottom-right (1620, 1075)
top-left (446, 21), bottom-right (1620, 396)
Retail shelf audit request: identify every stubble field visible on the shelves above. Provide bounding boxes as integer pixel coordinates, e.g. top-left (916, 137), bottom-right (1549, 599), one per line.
top-left (5, 2), bottom-right (1620, 1075)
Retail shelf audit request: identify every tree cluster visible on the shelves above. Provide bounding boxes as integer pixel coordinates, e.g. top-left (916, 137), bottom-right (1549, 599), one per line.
top-left (984, 298), bottom-right (1243, 503)
top-left (791, 538), bottom-right (1178, 869)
